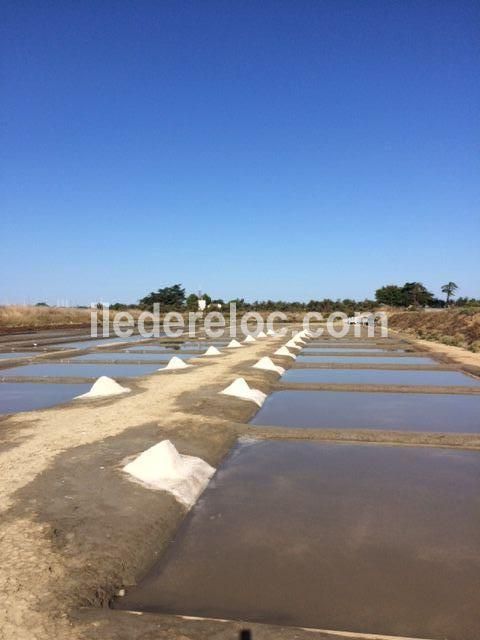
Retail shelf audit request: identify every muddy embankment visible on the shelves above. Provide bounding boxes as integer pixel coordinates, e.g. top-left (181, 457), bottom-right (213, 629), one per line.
top-left (389, 309), bottom-right (480, 351)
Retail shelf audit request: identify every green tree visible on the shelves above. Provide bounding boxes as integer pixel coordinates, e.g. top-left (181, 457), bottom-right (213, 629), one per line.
top-left (139, 284), bottom-right (186, 310)
top-left (441, 282), bottom-right (459, 305)
top-left (402, 282), bottom-right (434, 307)
top-left (186, 293), bottom-right (199, 310)
top-left (375, 285), bottom-right (405, 306)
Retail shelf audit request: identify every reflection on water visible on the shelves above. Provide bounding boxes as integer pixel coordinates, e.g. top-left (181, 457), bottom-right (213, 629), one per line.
top-left (281, 368), bottom-right (480, 386)
top-left (116, 440), bottom-right (480, 639)
top-left (0, 363), bottom-right (163, 379)
top-left (0, 382), bottom-right (91, 414)
top-left (251, 390), bottom-right (480, 432)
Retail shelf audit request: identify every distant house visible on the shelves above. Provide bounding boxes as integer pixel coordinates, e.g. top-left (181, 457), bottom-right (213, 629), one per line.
top-left (346, 313), bottom-right (375, 325)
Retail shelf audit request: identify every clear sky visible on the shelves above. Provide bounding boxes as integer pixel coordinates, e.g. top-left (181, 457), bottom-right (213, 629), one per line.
top-left (1, 0), bottom-right (479, 305)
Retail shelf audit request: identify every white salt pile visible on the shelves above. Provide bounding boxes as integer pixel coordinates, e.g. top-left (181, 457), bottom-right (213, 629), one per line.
top-left (266, 329), bottom-right (276, 337)
top-left (243, 335), bottom-right (256, 344)
top-left (285, 339), bottom-right (302, 349)
top-left (227, 339), bottom-right (243, 348)
top-left (203, 346), bottom-right (222, 356)
top-left (159, 356), bottom-right (191, 371)
top-left (219, 377), bottom-right (266, 407)
top-left (293, 334), bottom-right (306, 344)
top-left (75, 376), bottom-right (130, 399)
top-left (123, 440), bottom-right (215, 509)
top-left (256, 331), bottom-right (267, 338)
top-left (274, 346), bottom-right (297, 359)
top-left (252, 356), bottom-right (285, 375)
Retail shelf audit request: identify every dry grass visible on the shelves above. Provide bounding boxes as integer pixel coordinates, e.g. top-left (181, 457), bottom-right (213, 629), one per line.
top-left (0, 305), bottom-right (140, 332)
top-left (389, 309), bottom-right (480, 352)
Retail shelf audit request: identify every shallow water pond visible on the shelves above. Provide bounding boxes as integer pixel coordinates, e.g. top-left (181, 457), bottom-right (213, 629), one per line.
top-left (301, 347), bottom-right (403, 353)
top-left (116, 440), bottom-right (480, 639)
top-left (0, 363), bottom-right (163, 379)
top-left (0, 382), bottom-right (91, 414)
top-left (0, 352), bottom-right (38, 360)
top-left (250, 390), bottom-right (480, 432)
top-left (51, 335), bottom-right (151, 350)
top-left (296, 355), bottom-right (437, 365)
top-left (124, 342), bottom-right (226, 353)
top-left (71, 352), bottom-right (192, 362)
top-left (281, 368), bottom-right (480, 386)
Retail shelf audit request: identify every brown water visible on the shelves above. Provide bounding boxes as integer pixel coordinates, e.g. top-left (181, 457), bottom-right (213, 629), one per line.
top-left (250, 390), bottom-right (480, 432)
top-left (116, 440), bottom-right (480, 639)
top-left (281, 368), bottom-right (480, 386)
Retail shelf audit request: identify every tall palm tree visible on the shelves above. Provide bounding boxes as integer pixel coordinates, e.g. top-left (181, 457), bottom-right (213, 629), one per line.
top-left (441, 282), bottom-right (458, 306)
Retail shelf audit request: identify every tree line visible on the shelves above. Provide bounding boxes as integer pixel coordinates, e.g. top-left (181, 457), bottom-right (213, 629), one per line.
top-left (102, 280), bottom-right (479, 312)
top-left (374, 281), bottom-right (473, 307)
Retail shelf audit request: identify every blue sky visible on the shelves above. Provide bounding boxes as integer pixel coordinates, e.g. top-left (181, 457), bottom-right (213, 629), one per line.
top-left (1, 0), bottom-right (479, 304)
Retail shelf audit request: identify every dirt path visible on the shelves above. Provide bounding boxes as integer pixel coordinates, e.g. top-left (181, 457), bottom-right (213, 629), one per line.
top-left (391, 329), bottom-right (480, 371)
top-left (0, 337), bottom-right (293, 640)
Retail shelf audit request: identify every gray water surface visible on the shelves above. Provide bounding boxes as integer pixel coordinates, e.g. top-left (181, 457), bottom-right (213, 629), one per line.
top-left (0, 352), bottom-right (39, 360)
top-left (71, 352), bottom-right (192, 362)
top-left (116, 440), bottom-right (480, 639)
top-left (295, 355), bottom-right (438, 365)
top-left (250, 390), bottom-right (480, 432)
top-left (301, 347), bottom-right (403, 353)
top-left (281, 368), bottom-right (480, 386)
top-left (0, 382), bottom-right (91, 414)
top-left (0, 363), bottom-right (162, 379)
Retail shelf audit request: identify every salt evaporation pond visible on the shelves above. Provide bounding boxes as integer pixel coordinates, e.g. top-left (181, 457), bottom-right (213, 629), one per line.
top-left (51, 335), bottom-right (150, 350)
top-left (281, 368), bottom-right (480, 387)
top-left (72, 352), bottom-right (192, 362)
top-left (295, 355), bottom-right (438, 365)
top-left (0, 352), bottom-right (38, 360)
top-left (301, 347), bottom-right (403, 353)
top-left (0, 382), bottom-right (91, 414)
top-left (0, 363), bottom-right (162, 379)
top-left (116, 440), bottom-right (480, 639)
top-left (125, 342), bottom-right (227, 353)
top-left (250, 390), bottom-right (480, 432)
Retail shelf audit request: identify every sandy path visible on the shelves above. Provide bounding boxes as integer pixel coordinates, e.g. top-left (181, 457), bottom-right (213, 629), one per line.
top-left (0, 338), bottom-right (286, 640)
top-left (390, 329), bottom-right (480, 369)
top-left (0, 340), bottom-right (281, 510)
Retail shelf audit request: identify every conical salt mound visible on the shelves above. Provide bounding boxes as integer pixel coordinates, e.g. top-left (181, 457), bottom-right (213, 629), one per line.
top-left (274, 346), bottom-right (296, 359)
top-left (266, 329), bottom-right (276, 336)
top-left (252, 356), bottom-right (285, 375)
top-left (203, 346), bottom-right (222, 356)
top-left (243, 335), bottom-right (256, 344)
top-left (257, 331), bottom-right (267, 338)
top-left (123, 440), bottom-right (215, 509)
top-left (160, 356), bottom-right (191, 371)
top-left (219, 377), bottom-right (266, 407)
top-left (285, 339), bottom-right (302, 349)
top-left (227, 339), bottom-right (242, 348)
top-left (75, 376), bottom-right (130, 399)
